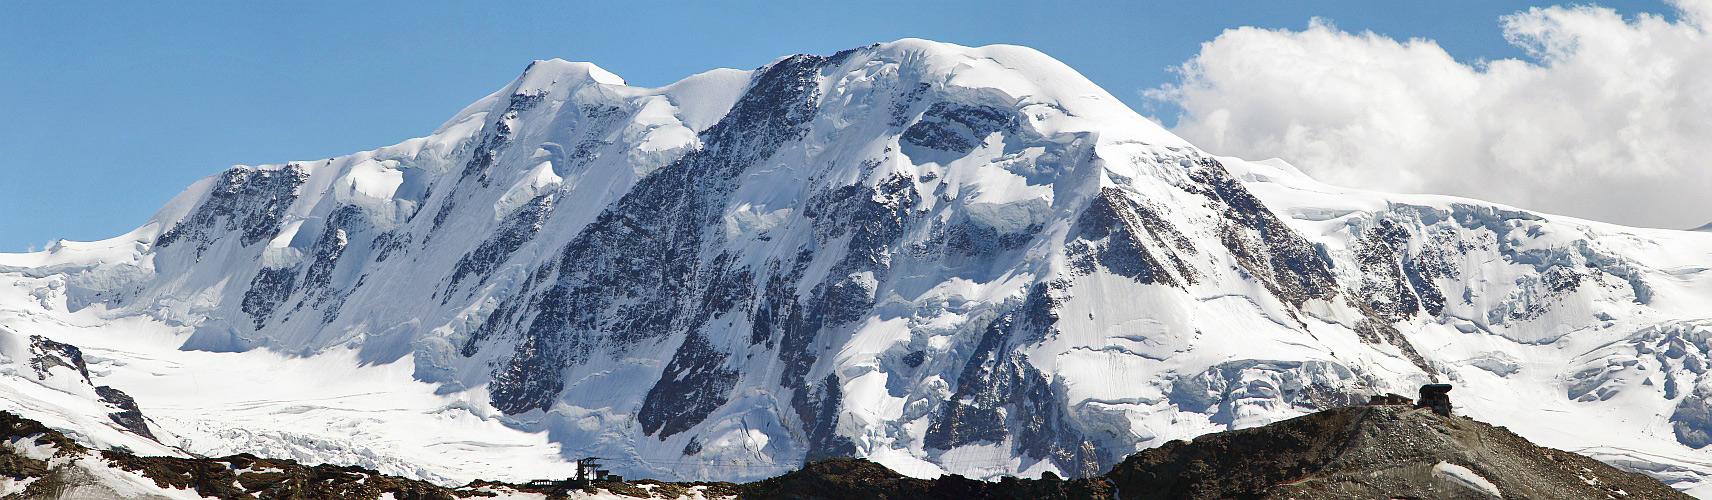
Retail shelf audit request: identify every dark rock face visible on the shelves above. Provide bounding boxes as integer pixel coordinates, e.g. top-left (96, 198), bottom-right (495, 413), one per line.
top-left (1386, 212), bottom-right (1465, 319)
top-left (428, 198), bottom-right (458, 235)
top-left (369, 231), bottom-right (410, 263)
top-left (749, 251), bottom-right (813, 348)
top-left (483, 53), bottom-right (841, 416)
top-left (472, 50), bottom-right (930, 462)
top-left (156, 164), bottom-right (309, 256)
top-left (444, 193), bottom-right (556, 299)
top-left (794, 374), bottom-right (859, 462)
top-left (889, 82), bottom-right (931, 127)
top-left (638, 332), bottom-right (739, 439)
top-left (241, 266), bottom-right (298, 330)
top-left (1105, 405), bottom-right (1689, 500)
top-left (94, 385), bottom-right (155, 440)
top-left (231, 204), bottom-right (380, 330)
top-left (301, 207), bottom-right (358, 297)
top-left (901, 102), bottom-right (1014, 155)
top-left (1068, 188), bottom-right (1196, 287)
top-left (26, 336), bottom-right (157, 440)
top-left (927, 282), bottom-right (1105, 478)
top-left (28, 334), bottom-right (89, 381)
top-left (1188, 158), bottom-right (1337, 307)
top-left (772, 211), bottom-right (913, 455)
top-left (776, 172), bottom-right (924, 460)
top-left (460, 91), bottom-right (545, 188)
top-left (300, 206), bottom-right (361, 323)
top-left (944, 215), bottom-right (1042, 259)
top-left (1354, 218), bottom-right (1426, 321)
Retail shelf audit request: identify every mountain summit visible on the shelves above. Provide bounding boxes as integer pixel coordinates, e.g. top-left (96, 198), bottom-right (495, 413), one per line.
top-left (2, 39), bottom-right (1710, 495)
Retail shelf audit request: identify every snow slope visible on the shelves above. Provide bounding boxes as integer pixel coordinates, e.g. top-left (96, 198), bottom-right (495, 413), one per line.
top-left (1, 38), bottom-right (1710, 495)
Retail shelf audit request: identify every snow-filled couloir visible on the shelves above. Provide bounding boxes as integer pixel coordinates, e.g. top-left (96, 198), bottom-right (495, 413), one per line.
top-left (3, 38), bottom-right (1712, 495)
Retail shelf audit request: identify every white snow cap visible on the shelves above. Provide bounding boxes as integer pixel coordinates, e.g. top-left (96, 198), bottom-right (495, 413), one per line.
top-left (513, 58), bottom-right (625, 92)
top-left (432, 59), bottom-right (626, 136)
top-left (866, 38), bottom-right (1192, 148)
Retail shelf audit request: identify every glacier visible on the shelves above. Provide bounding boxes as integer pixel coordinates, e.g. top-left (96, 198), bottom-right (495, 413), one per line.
top-left (2, 38), bottom-right (1711, 495)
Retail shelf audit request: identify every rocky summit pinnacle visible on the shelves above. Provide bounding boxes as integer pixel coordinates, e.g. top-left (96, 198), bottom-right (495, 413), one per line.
top-left (1, 39), bottom-right (1710, 495)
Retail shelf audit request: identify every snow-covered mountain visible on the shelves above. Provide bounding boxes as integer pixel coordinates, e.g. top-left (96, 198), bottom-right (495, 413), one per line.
top-left (3, 38), bottom-right (1711, 495)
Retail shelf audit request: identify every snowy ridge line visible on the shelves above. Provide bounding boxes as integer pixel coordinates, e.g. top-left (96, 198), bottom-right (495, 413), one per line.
top-left (0, 38), bottom-right (1709, 495)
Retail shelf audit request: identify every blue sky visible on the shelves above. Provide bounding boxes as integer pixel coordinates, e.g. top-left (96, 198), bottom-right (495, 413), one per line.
top-left (0, 0), bottom-right (1684, 252)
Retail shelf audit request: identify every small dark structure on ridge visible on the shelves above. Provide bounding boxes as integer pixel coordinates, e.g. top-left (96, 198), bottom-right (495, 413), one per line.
top-left (1417, 383), bottom-right (1453, 416)
top-left (524, 456), bottom-right (623, 492)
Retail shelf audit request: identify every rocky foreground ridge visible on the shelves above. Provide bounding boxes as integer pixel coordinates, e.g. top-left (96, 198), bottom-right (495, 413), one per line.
top-left (3, 404), bottom-right (1683, 499)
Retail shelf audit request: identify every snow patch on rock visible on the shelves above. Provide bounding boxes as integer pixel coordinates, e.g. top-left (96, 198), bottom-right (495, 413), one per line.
top-left (1433, 461), bottom-right (1502, 497)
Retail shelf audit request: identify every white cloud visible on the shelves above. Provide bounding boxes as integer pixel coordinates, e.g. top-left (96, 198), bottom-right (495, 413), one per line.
top-left (1150, 0), bottom-right (1712, 230)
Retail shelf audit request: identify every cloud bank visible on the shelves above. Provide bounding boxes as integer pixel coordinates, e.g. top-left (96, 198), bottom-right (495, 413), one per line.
top-left (1150, 1), bottom-right (1712, 230)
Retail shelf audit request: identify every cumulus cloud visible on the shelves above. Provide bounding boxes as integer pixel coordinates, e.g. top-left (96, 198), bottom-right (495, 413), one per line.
top-left (1150, 0), bottom-right (1712, 230)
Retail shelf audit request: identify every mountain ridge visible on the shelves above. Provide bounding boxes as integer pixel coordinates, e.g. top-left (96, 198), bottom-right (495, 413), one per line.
top-left (2, 404), bottom-right (1687, 499)
top-left (1, 39), bottom-right (1709, 495)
